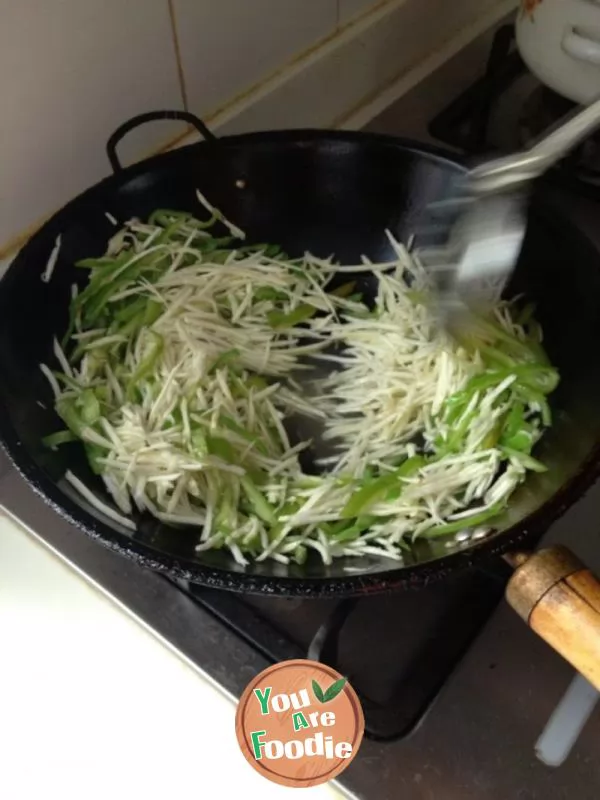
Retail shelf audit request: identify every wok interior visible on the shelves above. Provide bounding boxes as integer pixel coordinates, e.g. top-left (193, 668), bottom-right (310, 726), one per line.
top-left (1, 134), bottom-right (600, 582)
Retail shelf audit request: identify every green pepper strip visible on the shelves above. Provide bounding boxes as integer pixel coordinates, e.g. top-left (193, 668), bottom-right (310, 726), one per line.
top-left (240, 476), bottom-right (276, 524)
top-left (406, 289), bottom-right (429, 305)
top-left (208, 349), bottom-right (240, 373)
top-left (113, 295), bottom-right (147, 323)
top-left (515, 386), bottom-right (552, 426)
top-left (191, 429), bottom-right (208, 456)
top-left (148, 209), bottom-right (193, 226)
top-left (56, 398), bottom-right (85, 436)
top-left (84, 443), bottom-right (106, 475)
top-left (502, 401), bottom-right (525, 440)
top-left (455, 314), bottom-right (550, 365)
top-left (218, 414), bottom-right (268, 455)
top-left (421, 502), bottom-right (504, 538)
top-left (502, 428), bottom-right (535, 452)
top-left (117, 299), bottom-right (163, 339)
top-left (441, 364), bottom-right (558, 427)
top-left (75, 256), bottom-right (121, 269)
top-left (293, 545), bottom-right (308, 565)
top-left (206, 435), bottom-right (237, 463)
top-left (500, 401), bottom-right (537, 452)
top-left (236, 244), bottom-right (284, 258)
top-left (126, 332), bottom-right (163, 401)
top-left (267, 305), bottom-right (318, 329)
top-left (215, 486), bottom-right (236, 534)
top-left (74, 251), bottom-right (133, 305)
top-left (329, 516), bottom-right (378, 543)
top-left (53, 371), bottom-right (82, 391)
top-left (341, 456), bottom-right (427, 519)
top-left (194, 236), bottom-right (234, 253)
top-left (253, 287), bottom-right (289, 302)
top-left (517, 302), bottom-right (536, 327)
top-left (264, 501), bottom-right (303, 543)
top-left (480, 345), bottom-right (518, 370)
top-left (500, 447), bottom-right (547, 473)
top-left (42, 430), bottom-right (78, 448)
top-left (78, 388), bottom-right (101, 424)
top-left (80, 255), bottom-right (168, 326)
top-left (384, 456), bottom-right (429, 500)
top-left (328, 281), bottom-right (356, 298)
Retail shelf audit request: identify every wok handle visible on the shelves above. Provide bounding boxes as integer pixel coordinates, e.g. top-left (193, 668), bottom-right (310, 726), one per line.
top-left (106, 110), bottom-right (217, 173)
top-left (505, 546), bottom-right (600, 690)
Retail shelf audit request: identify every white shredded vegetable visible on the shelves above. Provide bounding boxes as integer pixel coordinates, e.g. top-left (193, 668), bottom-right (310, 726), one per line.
top-left (41, 234), bottom-right (62, 283)
top-left (39, 199), bottom-right (558, 567)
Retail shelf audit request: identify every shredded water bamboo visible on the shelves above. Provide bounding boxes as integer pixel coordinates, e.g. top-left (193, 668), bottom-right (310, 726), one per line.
top-left (40, 196), bottom-right (559, 567)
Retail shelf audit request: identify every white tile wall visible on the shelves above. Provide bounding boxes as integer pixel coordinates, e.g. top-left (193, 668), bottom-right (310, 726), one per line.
top-left (213, 0), bottom-right (509, 134)
top-left (1, 1), bottom-right (184, 248)
top-left (1, 0), bottom-right (510, 254)
top-left (173, 0), bottom-right (337, 122)
top-left (338, 0), bottom-right (381, 26)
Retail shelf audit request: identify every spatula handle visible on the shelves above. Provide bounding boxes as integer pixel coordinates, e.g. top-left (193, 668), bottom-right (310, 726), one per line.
top-left (505, 546), bottom-right (600, 691)
top-left (468, 94), bottom-right (600, 193)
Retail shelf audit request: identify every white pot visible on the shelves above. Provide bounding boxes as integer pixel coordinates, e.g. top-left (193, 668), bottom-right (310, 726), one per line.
top-left (516, 0), bottom-right (600, 104)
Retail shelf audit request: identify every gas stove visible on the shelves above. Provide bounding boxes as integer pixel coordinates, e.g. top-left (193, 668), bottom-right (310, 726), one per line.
top-left (3, 19), bottom-right (600, 800)
top-left (428, 24), bottom-right (600, 191)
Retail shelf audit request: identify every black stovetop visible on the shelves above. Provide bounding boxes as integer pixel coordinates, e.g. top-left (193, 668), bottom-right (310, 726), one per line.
top-left (180, 564), bottom-right (509, 740)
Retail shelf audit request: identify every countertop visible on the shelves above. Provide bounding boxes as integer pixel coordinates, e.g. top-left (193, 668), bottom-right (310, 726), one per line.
top-left (0, 509), bottom-right (343, 800)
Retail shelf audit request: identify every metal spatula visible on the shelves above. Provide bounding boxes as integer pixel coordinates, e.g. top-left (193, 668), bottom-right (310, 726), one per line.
top-left (419, 94), bottom-right (600, 332)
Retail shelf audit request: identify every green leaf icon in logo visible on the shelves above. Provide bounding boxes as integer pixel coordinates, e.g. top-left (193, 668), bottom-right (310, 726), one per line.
top-left (323, 677), bottom-right (347, 702)
top-left (312, 679), bottom-right (325, 703)
top-left (312, 677), bottom-right (347, 703)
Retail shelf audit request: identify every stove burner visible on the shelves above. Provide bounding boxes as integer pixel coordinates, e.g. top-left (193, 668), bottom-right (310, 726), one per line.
top-left (518, 86), bottom-right (575, 147)
top-left (177, 565), bottom-right (507, 741)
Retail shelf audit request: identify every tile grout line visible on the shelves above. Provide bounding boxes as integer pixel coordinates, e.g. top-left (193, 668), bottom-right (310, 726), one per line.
top-left (0, 0), bottom-right (506, 263)
top-left (167, 0), bottom-right (189, 111)
top-left (335, 0), bottom-right (515, 130)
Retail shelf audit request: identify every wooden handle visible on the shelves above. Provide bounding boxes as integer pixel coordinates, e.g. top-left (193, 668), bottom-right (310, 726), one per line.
top-left (505, 545), bottom-right (600, 691)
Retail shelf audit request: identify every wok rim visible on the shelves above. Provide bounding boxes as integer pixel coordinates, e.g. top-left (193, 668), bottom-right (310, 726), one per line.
top-left (2, 128), bottom-right (600, 596)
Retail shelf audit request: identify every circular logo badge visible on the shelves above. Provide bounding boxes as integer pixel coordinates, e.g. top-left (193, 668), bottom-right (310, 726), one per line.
top-left (235, 659), bottom-right (364, 788)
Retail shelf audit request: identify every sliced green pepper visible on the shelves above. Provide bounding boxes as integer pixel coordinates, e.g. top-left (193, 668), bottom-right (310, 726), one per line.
top-left (42, 430), bottom-right (77, 448)
top-left (191, 429), bottom-right (209, 456)
top-left (328, 281), bottom-right (356, 299)
top-left (218, 414), bottom-right (268, 455)
top-left (148, 209), bottom-right (193, 226)
top-left (515, 386), bottom-right (552, 426)
top-left (84, 443), bottom-right (106, 475)
top-left (206, 435), bottom-right (237, 463)
top-left (422, 502), bottom-right (504, 538)
top-left (341, 456), bottom-right (426, 518)
top-left (253, 287), bottom-right (289, 303)
top-left (384, 456), bottom-right (429, 500)
top-left (293, 545), bottom-right (308, 565)
top-left (330, 515), bottom-right (378, 542)
top-left (78, 388), bottom-right (101, 425)
top-left (500, 446), bottom-right (547, 472)
top-left (240, 475), bottom-right (276, 524)
top-left (126, 331), bottom-right (163, 401)
top-left (214, 487), bottom-right (236, 533)
top-left (56, 398), bottom-right (84, 436)
top-left (267, 305), bottom-right (317, 329)
top-left (208, 349), bottom-right (241, 374)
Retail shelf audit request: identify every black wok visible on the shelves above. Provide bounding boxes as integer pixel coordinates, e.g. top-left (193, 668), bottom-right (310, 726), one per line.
top-left (2, 109), bottom-right (600, 622)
